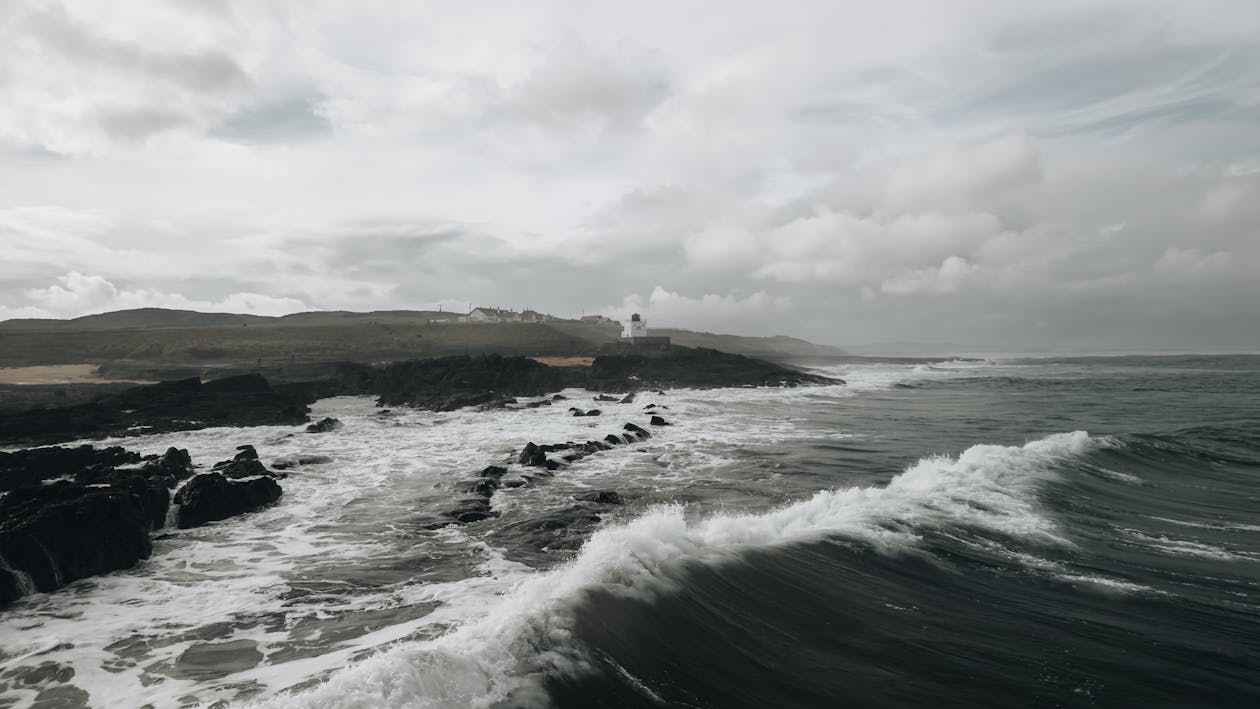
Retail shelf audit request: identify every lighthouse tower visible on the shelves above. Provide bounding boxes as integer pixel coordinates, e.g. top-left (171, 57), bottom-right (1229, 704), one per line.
top-left (622, 313), bottom-right (648, 339)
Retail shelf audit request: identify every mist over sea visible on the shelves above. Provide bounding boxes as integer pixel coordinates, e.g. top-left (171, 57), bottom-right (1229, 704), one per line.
top-left (2, 355), bottom-right (1258, 708)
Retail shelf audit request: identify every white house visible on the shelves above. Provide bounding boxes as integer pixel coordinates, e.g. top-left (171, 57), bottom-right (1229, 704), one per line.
top-left (467, 307), bottom-right (521, 323)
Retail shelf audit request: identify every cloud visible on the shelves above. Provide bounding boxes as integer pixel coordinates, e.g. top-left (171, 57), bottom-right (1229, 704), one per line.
top-left (605, 287), bottom-right (793, 333)
top-left (884, 135), bottom-right (1043, 210)
top-left (21, 271), bottom-right (308, 318)
top-left (1, 1), bottom-right (1260, 351)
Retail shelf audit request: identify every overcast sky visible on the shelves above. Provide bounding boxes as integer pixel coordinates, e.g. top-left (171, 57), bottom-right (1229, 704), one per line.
top-left (2, 0), bottom-right (1258, 350)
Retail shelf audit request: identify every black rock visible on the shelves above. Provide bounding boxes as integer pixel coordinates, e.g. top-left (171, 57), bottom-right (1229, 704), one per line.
top-left (481, 465), bottom-right (508, 479)
top-left (584, 409), bottom-right (602, 417)
top-left (575, 490), bottom-right (625, 505)
top-left (570, 409), bottom-right (586, 417)
top-left (620, 393), bottom-right (636, 404)
top-left (649, 415), bottom-right (671, 426)
top-left (174, 473), bottom-right (282, 529)
top-left (271, 454), bottom-right (333, 470)
top-left (305, 417), bottom-right (343, 433)
top-left (144, 447), bottom-right (195, 481)
top-left (462, 478), bottom-right (500, 497)
top-left (0, 481), bottom-right (157, 607)
top-left (551, 394), bottom-right (568, 401)
top-left (0, 374), bottom-right (313, 447)
top-left (643, 404), bottom-right (656, 410)
top-left (212, 447), bottom-right (273, 479)
top-left (604, 434), bottom-right (623, 446)
top-left (623, 422), bottom-right (651, 439)
top-left (0, 445), bottom-right (142, 492)
top-left (518, 442), bottom-right (548, 467)
top-left (594, 394), bottom-right (619, 402)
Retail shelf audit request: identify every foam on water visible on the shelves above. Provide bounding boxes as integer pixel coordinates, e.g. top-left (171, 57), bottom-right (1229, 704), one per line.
top-left (256, 431), bottom-right (1095, 708)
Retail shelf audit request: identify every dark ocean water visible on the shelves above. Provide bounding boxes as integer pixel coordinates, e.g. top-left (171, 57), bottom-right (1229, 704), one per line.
top-left (1, 355), bottom-right (1258, 708)
top-left (546, 356), bottom-right (1260, 708)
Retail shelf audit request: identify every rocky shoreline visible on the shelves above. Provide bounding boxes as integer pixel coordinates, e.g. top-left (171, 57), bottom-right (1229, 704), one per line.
top-left (0, 346), bottom-right (836, 447)
top-left (0, 346), bottom-right (839, 608)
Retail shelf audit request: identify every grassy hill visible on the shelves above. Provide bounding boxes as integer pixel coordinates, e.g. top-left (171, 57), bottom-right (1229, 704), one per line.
top-left (0, 308), bottom-right (847, 381)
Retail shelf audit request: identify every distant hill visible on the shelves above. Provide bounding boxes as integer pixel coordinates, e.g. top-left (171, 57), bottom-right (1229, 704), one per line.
top-left (0, 308), bottom-right (461, 332)
top-left (652, 329), bottom-right (848, 359)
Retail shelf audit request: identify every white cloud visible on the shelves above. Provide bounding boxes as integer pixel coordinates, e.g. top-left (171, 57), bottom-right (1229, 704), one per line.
top-left (1, 1), bottom-right (1260, 350)
top-left (21, 271), bottom-right (308, 318)
top-left (884, 134), bottom-right (1043, 211)
top-left (607, 286), bottom-right (792, 332)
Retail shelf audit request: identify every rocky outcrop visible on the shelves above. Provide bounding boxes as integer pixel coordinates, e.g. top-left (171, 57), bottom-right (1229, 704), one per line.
top-left (305, 417), bottom-right (343, 433)
top-left (0, 443), bottom-right (282, 607)
top-left (367, 354), bottom-right (570, 411)
top-left (587, 347), bottom-right (836, 392)
top-left (0, 482), bottom-right (155, 607)
top-left (649, 415), bottom-right (671, 426)
top-left (174, 473), bottom-right (282, 529)
top-left (0, 373), bottom-right (312, 446)
top-left (211, 445), bottom-right (280, 479)
top-left (0, 445), bottom-right (197, 606)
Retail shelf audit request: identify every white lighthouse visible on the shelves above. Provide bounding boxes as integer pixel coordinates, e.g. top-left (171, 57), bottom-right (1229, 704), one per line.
top-left (622, 312), bottom-right (648, 339)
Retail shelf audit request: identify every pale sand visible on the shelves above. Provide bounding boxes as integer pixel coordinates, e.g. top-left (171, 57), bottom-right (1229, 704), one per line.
top-left (0, 364), bottom-right (156, 386)
top-left (529, 356), bottom-right (595, 368)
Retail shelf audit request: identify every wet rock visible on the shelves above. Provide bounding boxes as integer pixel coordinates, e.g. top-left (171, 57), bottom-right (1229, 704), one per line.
top-left (174, 473), bottom-right (282, 529)
top-left (0, 445), bottom-right (141, 492)
top-left (523, 399), bottom-right (552, 409)
top-left (270, 454), bottom-right (332, 470)
top-left (481, 465), bottom-right (508, 479)
top-left (643, 403), bottom-right (656, 410)
top-left (143, 447), bottom-right (195, 481)
top-left (604, 434), bottom-right (623, 446)
top-left (620, 393), bottom-right (636, 404)
top-left (371, 354), bottom-right (570, 411)
top-left (583, 409), bottom-right (602, 417)
top-left (0, 373), bottom-right (313, 447)
top-left (0, 481), bottom-right (156, 606)
top-left (518, 442), bottom-right (547, 467)
top-left (211, 447), bottom-right (271, 480)
top-left (569, 408), bottom-right (586, 417)
top-left (649, 415), bottom-right (671, 426)
top-left (304, 417), bottom-right (342, 433)
top-left (594, 394), bottom-right (619, 402)
top-left (443, 497), bottom-right (495, 524)
top-left (575, 490), bottom-right (626, 505)
top-left (551, 394), bottom-right (568, 401)
top-left (623, 422), bottom-right (651, 440)
top-left (462, 478), bottom-right (500, 497)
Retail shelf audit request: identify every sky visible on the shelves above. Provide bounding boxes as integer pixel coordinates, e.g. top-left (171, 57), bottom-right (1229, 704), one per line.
top-left (1, 0), bottom-right (1259, 351)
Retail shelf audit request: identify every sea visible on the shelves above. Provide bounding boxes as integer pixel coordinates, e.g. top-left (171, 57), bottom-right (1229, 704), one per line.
top-left (1, 355), bottom-right (1258, 708)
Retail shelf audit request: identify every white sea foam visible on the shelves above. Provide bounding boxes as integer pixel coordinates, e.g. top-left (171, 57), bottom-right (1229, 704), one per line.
top-left (1120, 528), bottom-right (1255, 562)
top-left (1055, 574), bottom-right (1161, 595)
top-left (256, 431), bottom-right (1095, 709)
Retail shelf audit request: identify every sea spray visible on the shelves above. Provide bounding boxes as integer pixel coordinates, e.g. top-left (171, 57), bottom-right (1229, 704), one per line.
top-left (257, 431), bottom-right (1096, 708)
